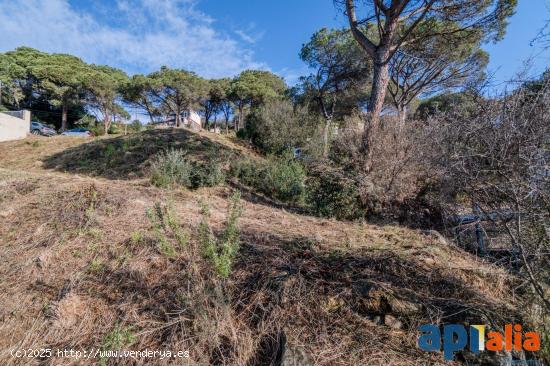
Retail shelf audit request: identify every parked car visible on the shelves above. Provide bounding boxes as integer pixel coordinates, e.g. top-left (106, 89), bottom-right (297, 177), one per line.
top-left (61, 128), bottom-right (92, 137)
top-left (30, 121), bottom-right (57, 136)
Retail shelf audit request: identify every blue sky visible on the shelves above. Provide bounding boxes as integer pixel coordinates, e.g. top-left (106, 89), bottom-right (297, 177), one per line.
top-left (0, 0), bottom-right (548, 88)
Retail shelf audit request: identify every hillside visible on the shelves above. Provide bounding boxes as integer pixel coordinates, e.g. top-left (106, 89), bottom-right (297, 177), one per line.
top-left (0, 130), bottom-right (525, 365)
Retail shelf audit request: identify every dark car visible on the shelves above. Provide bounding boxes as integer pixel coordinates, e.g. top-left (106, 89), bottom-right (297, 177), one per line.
top-left (30, 121), bottom-right (57, 136)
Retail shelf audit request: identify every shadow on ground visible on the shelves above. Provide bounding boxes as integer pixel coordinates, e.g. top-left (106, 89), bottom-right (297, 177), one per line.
top-left (42, 129), bottom-right (237, 180)
top-left (234, 231), bottom-right (517, 327)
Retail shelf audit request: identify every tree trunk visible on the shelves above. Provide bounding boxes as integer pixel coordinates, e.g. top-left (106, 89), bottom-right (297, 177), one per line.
top-left (322, 118), bottom-right (332, 158)
top-left (236, 104), bottom-right (243, 131)
top-left (364, 54), bottom-right (391, 171)
top-left (61, 102), bottom-right (68, 131)
top-left (224, 111), bottom-right (230, 134)
top-left (397, 104), bottom-right (407, 126)
top-left (104, 113), bottom-right (110, 136)
top-left (175, 111), bottom-right (182, 128)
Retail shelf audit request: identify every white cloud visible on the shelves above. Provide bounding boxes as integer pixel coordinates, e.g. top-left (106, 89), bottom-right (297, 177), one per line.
top-left (0, 0), bottom-right (267, 78)
top-left (234, 22), bottom-right (265, 44)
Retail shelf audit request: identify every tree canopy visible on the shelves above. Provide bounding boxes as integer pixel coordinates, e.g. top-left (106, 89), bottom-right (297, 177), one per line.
top-left (339, 0), bottom-right (517, 169)
top-left (31, 53), bottom-right (90, 130)
top-left (229, 70), bottom-right (287, 130)
top-left (147, 67), bottom-right (207, 127)
top-left (386, 22), bottom-right (489, 120)
top-left (298, 27), bottom-right (371, 155)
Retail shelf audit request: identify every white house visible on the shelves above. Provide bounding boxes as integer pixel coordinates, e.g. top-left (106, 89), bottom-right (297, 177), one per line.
top-left (0, 110), bottom-right (31, 142)
top-left (152, 109), bottom-right (202, 130)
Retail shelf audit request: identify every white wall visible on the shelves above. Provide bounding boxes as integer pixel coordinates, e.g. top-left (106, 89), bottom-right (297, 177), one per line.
top-left (0, 110), bottom-right (30, 142)
top-left (183, 109), bottom-right (202, 131)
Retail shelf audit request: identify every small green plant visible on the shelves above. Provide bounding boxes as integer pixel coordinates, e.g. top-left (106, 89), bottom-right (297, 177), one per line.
top-left (199, 191), bottom-right (243, 278)
top-left (230, 157), bottom-right (261, 187)
top-left (99, 324), bottom-right (136, 366)
top-left (130, 231), bottom-right (143, 245)
top-left (78, 159), bottom-right (91, 168)
top-left (88, 258), bottom-right (103, 272)
top-left (103, 144), bottom-right (117, 159)
top-left (89, 123), bottom-right (104, 136)
top-left (41, 301), bottom-right (50, 314)
top-left (165, 202), bottom-right (189, 248)
top-left (122, 140), bottom-right (130, 152)
top-left (150, 149), bottom-right (192, 188)
top-left (146, 203), bottom-right (174, 256)
top-left (87, 227), bottom-right (103, 240)
top-left (146, 201), bottom-right (189, 256)
top-left (84, 188), bottom-right (98, 225)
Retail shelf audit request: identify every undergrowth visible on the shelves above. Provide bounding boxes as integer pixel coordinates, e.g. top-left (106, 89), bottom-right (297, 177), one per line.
top-left (99, 324), bottom-right (136, 366)
top-left (230, 153), bottom-right (306, 204)
top-left (199, 191), bottom-right (243, 278)
top-left (151, 149), bottom-right (225, 189)
top-left (146, 201), bottom-right (189, 256)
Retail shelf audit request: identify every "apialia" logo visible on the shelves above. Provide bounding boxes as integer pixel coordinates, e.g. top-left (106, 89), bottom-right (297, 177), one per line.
top-left (418, 324), bottom-right (541, 361)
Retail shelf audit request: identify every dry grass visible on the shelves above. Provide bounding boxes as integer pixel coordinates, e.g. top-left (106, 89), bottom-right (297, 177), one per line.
top-left (0, 130), bottom-right (526, 365)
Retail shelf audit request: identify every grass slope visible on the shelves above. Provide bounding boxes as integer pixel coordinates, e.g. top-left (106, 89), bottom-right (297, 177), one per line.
top-left (0, 131), bottom-right (524, 365)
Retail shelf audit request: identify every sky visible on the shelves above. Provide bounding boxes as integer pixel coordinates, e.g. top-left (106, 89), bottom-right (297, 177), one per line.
top-left (0, 0), bottom-right (549, 88)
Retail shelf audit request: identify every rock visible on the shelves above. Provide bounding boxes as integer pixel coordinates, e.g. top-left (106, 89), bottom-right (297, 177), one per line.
top-left (282, 345), bottom-right (314, 366)
top-left (389, 297), bottom-right (422, 315)
top-left (422, 229), bottom-right (449, 246)
top-left (384, 315), bottom-right (403, 330)
top-left (0, 208), bottom-right (13, 218)
top-left (354, 280), bottom-right (422, 316)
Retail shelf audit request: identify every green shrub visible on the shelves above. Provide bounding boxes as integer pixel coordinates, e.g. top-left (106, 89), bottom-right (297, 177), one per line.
top-left (306, 164), bottom-right (364, 220)
top-left (89, 123), bottom-right (104, 136)
top-left (199, 191), bottom-right (243, 278)
top-left (150, 149), bottom-right (192, 188)
top-left (108, 123), bottom-right (122, 134)
top-left (150, 149), bottom-right (225, 189)
top-left (241, 99), bottom-right (320, 154)
top-left (231, 154), bottom-right (306, 204)
top-left (103, 144), bottom-right (117, 159)
top-left (128, 120), bottom-right (143, 133)
top-left (263, 154), bottom-right (306, 203)
top-left (190, 162), bottom-right (225, 189)
top-left (236, 128), bottom-right (247, 139)
top-left (229, 157), bottom-right (261, 187)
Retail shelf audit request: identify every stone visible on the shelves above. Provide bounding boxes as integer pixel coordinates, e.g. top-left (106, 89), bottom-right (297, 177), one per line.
top-left (384, 314), bottom-right (403, 329)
